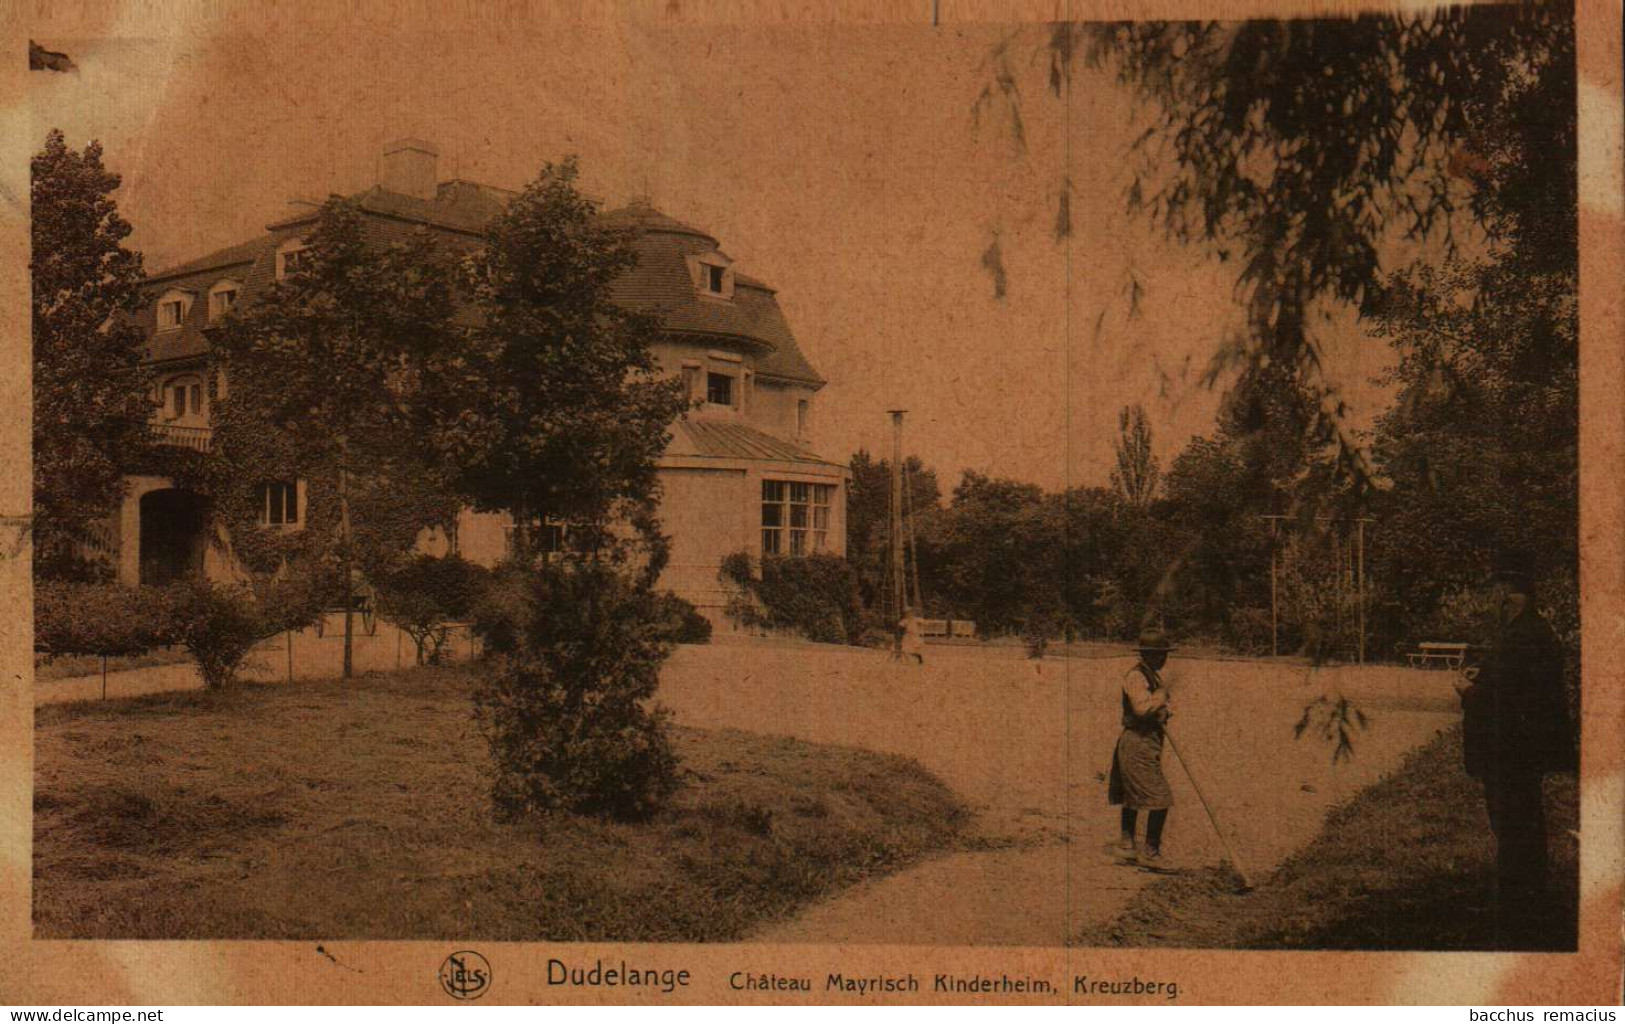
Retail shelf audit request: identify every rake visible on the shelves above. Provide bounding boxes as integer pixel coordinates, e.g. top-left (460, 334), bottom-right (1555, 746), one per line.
top-left (1165, 723), bottom-right (1257, 892)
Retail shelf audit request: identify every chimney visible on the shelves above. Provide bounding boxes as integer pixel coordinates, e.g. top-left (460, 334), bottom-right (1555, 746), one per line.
top-left (379, 138), bottom-right (439, 200)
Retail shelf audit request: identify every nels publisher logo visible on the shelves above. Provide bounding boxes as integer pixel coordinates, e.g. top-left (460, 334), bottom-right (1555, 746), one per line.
top-left (439, 950), bottom-right (492, 1001)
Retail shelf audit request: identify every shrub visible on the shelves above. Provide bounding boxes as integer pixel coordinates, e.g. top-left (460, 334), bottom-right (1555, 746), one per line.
top-left (254, 568), bottom-right (330, 636)
top-left (34, 582), bottom-right (179, 658)
top-left (167, 582), bottom-right (268, 689)
top-left (719, 552), bottom-right (861, 644)
top-left (375, 554), bottom-right (488, 664)
top-left (166, 576), bottom-right (324, 690)
top-left (652, 591), bottom-right (712, 645)
top-left (473, 560), bottom-right (679, 820)
top-left (470, 564), bottom-right (534, 657)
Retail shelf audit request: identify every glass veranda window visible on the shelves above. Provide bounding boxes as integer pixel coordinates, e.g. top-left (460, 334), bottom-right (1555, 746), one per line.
top-left (761, 480), bottom-right (833, 556)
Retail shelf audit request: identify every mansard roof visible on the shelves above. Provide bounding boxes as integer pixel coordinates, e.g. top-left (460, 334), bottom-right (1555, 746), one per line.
top-left (141, 186), bottom-right (825, 385)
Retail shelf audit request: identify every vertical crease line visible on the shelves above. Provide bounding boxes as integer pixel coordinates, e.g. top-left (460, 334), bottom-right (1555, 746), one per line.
top-left (1062, 3), bottom-right (1076, 969)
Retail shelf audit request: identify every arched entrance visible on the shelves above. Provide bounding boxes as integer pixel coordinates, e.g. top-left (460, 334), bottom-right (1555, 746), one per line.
top-left (138, 488), bottom-right (208, 585)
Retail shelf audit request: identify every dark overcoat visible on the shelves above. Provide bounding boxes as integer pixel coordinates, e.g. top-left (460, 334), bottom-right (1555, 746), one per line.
top-left (1460, 609), bottom-right (1574, 778)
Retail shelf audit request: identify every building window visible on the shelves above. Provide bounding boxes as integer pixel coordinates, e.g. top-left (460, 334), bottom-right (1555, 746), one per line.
top-left (162, 375), bottom-right (206, 422)
top-left (277, 243), bottom-right (310, 280)
top-left (797, 399), bottom-right (810, 435)
top-left (690, 253), bottom-right (733, 298)
top-left (156, 289), bottom-right (195, 328)
top-left (761, 480), bottom-right (833, 556)
top-left (258, 481), bottom-right (299, 527)
top-left (208, 281), bottom-right (240, 320)
top-left (502, 519), bottom-right (567, 561)
top-left (707, 372), bottom-right (734, 407)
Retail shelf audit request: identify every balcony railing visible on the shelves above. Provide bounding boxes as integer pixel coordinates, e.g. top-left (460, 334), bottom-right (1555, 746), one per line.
top-left (152, 422), bottom-right (213, 452)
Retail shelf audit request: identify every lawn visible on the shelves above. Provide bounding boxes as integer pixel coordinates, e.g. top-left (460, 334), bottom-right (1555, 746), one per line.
top-left (33, 665), bottom-right (969, 941)
top-left (1072, 726), bottom-right (1579, 951)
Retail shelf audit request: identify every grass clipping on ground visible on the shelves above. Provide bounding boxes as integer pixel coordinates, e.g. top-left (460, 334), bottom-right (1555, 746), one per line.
top-left (34, 666), bottom-right (969, 941)
top-left (1073, 727), bottom-right (1579, 951)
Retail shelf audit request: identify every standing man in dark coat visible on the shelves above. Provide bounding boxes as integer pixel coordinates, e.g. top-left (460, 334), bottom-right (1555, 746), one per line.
top-left (1109, 630), bottom-right (1175, 866)
top-left (1456, 566), bottom-right (1573, 925)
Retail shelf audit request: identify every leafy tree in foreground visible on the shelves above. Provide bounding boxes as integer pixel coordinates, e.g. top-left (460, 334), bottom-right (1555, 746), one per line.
top-left (970, 7), bottom-right (1576, 673)
top-left (474, 560), bottom-right (679, 820)
top-left (30, 129), bottom-right (152, 579)
top-left (438, 158), bottom-right (688, 569)
top-left (205, 197), bottom-right (464, 674)
top-left (1368, 252), bottom-right (1578, 666)
top-left (446, 160), bottom-right (692, 821)
top-left (1003, 7), bottom-right (1576, 488)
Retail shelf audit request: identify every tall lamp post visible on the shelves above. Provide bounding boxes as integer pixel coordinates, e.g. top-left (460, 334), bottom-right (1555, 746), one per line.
top-left (887, 410), bottom-right (907, 660)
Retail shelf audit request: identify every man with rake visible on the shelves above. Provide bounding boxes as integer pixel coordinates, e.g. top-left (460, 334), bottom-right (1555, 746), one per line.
top-left (1108, 629), bottom-right (1176, 868)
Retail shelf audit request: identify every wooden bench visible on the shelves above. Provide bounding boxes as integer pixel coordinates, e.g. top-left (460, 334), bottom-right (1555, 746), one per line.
top-left (1408, 641), bottom-right (1469, 669)
top-left (911, 619), bottom-right (980, 642)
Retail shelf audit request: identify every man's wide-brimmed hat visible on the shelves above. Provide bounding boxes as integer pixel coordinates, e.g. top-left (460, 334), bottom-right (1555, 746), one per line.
top-left (1484, 550), bottom-right (1538, 590)
top-left (1136, 629), bottom-right (1173, 652)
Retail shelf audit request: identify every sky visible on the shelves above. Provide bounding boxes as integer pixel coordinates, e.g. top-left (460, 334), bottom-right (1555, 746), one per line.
top-left (29, 6), bottom-right (1405, 494)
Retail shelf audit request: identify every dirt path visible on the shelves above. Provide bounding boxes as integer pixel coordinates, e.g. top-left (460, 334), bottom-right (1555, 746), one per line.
top-left (659, 643), bottom-right (1461, 945)
top-left (34, 634), bottom-right (1463, 945)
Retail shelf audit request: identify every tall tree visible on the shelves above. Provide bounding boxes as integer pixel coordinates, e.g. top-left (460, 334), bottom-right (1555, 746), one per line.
top-left (936, 472), bottom-right (1064, 635)
top-left (846, 450), bottom-right (943, 613)
top-left (1005, 8), bottom-right (1577, 487)
top-left (207, 197), bottom-right (463, 675)
top-left (1368, 252), bottom-right (1578, 655)
top-left (1110, 404), bottom-right (1159, 507)
top-left (30, 129), bottom-right (153, 579)
top-left (985, 11), bottom-right (1575, 662)
top-left (438, 158), bottom-right (687, 567)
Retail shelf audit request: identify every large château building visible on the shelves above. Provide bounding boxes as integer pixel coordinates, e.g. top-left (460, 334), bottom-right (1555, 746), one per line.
top-left (116, 138), bottom-right (847, 621)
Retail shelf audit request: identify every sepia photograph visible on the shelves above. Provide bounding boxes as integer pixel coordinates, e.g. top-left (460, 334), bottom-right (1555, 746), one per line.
top-left (4, 0), bottom-right (1621, 1006)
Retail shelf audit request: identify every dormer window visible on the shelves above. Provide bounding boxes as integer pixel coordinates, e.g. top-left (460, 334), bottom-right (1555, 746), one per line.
top-left (208, 280), bottom-right (241, 321)
top-left (276, 240), bottom-right (310, 280)
top-left (155, 289), bottom-right (193, 331)
top-left (689, 251), bottom-right (734, 299)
